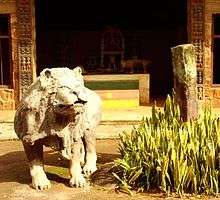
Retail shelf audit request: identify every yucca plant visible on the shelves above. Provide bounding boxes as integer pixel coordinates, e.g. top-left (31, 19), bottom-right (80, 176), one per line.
top-left (113, 93), bottom-right (220, 195)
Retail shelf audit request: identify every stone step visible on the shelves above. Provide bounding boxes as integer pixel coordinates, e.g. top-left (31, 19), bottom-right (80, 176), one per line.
top-left (0, 121), bottom-right (16, 140)
top-left (97, 120), bottom-right (140, 139)
top-left (0, 106), bottom-right (151, 140)
top-left (2, 107), bottom-right (220, 140)
top-left (0, 120), bottom-right (141, 140)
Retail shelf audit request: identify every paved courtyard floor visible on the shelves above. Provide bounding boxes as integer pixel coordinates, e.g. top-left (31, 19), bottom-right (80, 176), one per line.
top-left (0, 139), bottom-right (219, 200)
top-left (1, 97), bottom-right (220, 199)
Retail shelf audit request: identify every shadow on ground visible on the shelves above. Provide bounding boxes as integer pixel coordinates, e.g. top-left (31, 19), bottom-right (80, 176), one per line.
top-left (91, 153), bottom-right (119, 187)
top-left (0, 150), bottom-right (30, 184)
top-left (0, 149), bottom-right (119, 187)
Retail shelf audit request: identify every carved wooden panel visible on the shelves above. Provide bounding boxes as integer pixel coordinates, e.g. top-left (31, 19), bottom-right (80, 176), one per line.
top-left (16, 0), bottom-right (34, 98)
top-left (188, 0), bottom-right (205, 100)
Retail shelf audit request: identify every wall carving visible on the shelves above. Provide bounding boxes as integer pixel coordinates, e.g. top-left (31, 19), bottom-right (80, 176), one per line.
top-left (16, 0), bottom-right (34, 98)
top-left (188, 0), bottom-right (205, 100)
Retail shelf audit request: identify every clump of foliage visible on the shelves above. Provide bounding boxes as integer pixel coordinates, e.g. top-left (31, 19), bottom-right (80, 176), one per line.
top-left (113, 94), bottom-right (220, 195)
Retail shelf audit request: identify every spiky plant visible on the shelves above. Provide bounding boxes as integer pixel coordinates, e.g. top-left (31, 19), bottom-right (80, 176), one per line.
top-left (113, 94), bottom-right (220, 195)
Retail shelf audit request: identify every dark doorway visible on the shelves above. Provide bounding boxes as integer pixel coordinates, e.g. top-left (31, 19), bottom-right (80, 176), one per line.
top-left (0, 14), bottom-right (11, 86)
top-left (213, 15), bottom-right (220, 84)
top-left (35, 0), bottom-right (187, 99)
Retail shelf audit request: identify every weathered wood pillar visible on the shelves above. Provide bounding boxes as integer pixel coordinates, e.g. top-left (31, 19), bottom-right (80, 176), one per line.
top-left (171, 44), bottom-right (198, 121)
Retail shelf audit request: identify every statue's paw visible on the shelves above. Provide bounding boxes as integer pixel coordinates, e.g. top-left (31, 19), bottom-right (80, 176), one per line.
top-left (83, 163), bottom-right (97, 176)
top-left (69, 173), bottom-right (86, 188)
top-left (32, 172), bottom-right (51, 190)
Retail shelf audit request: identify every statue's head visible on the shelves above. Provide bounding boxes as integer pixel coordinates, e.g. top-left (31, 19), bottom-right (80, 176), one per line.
top-left (52, 85), bottom-right (87, 115)
top-left (39, 67), bottom-right (88, 115)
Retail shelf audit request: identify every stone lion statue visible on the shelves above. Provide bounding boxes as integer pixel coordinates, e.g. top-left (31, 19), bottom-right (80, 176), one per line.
top-left (14, 67), bottom-right (102, 190)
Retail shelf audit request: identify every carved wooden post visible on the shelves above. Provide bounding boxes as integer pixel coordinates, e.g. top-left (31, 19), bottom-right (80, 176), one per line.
top-left (17, 0), bottom-right (36, 100)
top-left (187, 0), bottom-right (205, 101)
top-left (171, 44), bottom-right (198, 121)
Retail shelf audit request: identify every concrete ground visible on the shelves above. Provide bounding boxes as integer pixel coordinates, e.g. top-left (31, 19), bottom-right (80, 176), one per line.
top-left (1, 103), bottom-right (220, 140)
top-left (0, 139), bottom-right (167, 200)
top-left (1, 98), bottom-right (220, 199)
top-left (0, 139), bottom-right (218, 200)
top-left (0, 105), bottom-right (154, 140)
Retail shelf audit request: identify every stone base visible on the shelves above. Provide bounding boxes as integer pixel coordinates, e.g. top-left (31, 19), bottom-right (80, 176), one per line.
top-left (84, 74), bottom-right (150, 105)
top-left (0, 88), bottom-right (15, 110)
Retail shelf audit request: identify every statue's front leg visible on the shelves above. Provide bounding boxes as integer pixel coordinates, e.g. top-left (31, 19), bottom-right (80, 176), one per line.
top-left (83, 129), bottom-right (97, 176)
top-left (69, 140), bottom-right (86, 187)
top-left (23, 140), bottom-right (51, 190)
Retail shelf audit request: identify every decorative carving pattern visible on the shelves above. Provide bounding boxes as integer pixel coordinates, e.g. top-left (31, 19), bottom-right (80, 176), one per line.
top-left (193, 40), bottom-right (203, 68)
top-left (189, 0), bottom-right (205, 99)
top-left (197, 86), bottom-right (203, 100)
top-left (197, 68), bottom-right (203, 84)
top-left (16, 0), bottom-right (33, 98)
top-left (18, 45), bottom-right (32, 71)
top-left (19, 71), bottom-right (33, 95)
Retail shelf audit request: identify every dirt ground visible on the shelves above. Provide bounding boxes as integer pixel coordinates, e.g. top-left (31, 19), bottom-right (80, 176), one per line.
top-left (0, 139), bottom-right (218, 200)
